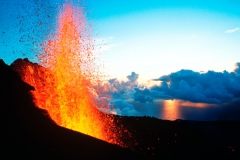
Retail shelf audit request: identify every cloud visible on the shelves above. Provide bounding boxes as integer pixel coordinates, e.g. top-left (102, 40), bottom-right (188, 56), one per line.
top-left (127, 72), bottom-right (139, 82)
top-left (110, 99), bottom-right (139, 116)
top-left (96, 97), bottom-right (139, 116)
top-left (217, 98), bottom-right (240, 120)
top-left (234, 62), bottom-right (240, 74)
top-left (100, 67), bottom-right (240, 104)
top-left (99, 63), bottom-right (240, 105)
top-left (95, 72), bottom-right (141, 116)
top-left (93, 36), bottom-right (122, 52)
top-left (95, 64), bottom-right (240, 120)
top-left (179, 98), bottom-right (240, 121)
top-left (94, 37), bottom-right (115, 45)
top-left (96, 72), bottom-right (139, 99)
top-left (96, 43), bottom-right (122, 52)
top-left (133, 87), bottom-right (172, 103)
top-left (152, 68), bottom-right (240, 104)
top-left (225, 28), bottom-right (239, 33)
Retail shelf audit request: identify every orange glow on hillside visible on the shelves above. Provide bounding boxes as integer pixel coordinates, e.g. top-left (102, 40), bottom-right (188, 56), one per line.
top-left (13, 3), bottom-right (122, 145)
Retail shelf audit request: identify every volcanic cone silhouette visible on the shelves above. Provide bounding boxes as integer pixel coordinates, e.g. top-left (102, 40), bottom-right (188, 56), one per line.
top-left (0, 58), bottom-right (141, 159)
top-left (1, 58), bottom-right (240, 159)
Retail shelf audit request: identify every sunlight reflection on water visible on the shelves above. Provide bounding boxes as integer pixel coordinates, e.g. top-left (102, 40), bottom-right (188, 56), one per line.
top-left (160, 100), bottom-right (217, 121)
top-left (162, 100), bottom-right (181, 120)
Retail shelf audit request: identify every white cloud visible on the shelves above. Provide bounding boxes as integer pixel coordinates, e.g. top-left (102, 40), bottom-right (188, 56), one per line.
top-left (93, 36), bottom-right (122, 52)
top-left (94, 43), bottom-right (122, 52)
top-left (225, 28), bottom-right (239, 33)
top-left (93, 37), bottom-right (115, 45)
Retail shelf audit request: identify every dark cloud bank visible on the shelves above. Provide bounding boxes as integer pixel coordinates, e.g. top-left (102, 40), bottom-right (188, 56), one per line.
top-left (96, 63), bottom-right (240, 121)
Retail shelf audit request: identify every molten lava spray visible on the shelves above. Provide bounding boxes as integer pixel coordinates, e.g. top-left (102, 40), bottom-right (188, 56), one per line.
top-left (17, 2), bottom-right (121, 144)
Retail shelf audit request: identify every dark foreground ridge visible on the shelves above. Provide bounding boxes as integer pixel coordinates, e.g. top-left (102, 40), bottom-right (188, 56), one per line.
top-left (1, 58), bottom-right (240, 159)
top-left (0, 59), bottom-right (142, 159)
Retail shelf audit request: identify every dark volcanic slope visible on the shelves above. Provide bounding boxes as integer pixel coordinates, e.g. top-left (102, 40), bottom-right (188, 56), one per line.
top-left (0, 59), bottom-right (142, 159)
top-left (1, 58), bottom-right (240, 160)
top-left (114, 116), bottom-right (240, 159)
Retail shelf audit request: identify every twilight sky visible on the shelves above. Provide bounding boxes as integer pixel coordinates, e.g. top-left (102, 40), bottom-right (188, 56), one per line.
top-left (1, 0), bottom-right (240, 82)
top-left (85, 0), bottom-right (240, 120)
top-left (83, 0), bottom-right (240, 82)
top-left (1, 0), bottom-right (240, 120)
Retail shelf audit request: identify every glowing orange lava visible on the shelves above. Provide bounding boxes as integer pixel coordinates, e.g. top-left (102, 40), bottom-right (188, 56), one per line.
top-left (14, 3), bottom-right (121, 145)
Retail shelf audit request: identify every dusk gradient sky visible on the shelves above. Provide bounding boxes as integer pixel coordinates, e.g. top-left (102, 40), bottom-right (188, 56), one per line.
top-left (83, 0), bottom-right (240, 82)
top-left (1, 0), bottom-right (240, 120)
top-left (1, 0), bottom-right (240, 82)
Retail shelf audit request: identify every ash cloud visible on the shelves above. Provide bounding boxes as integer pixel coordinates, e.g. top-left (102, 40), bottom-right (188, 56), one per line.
top-left (96, 63), bottom-right (240, 120)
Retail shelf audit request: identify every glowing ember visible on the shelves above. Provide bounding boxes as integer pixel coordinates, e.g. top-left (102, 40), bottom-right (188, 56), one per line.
top-left (13, 2), bottom-right (122, 145)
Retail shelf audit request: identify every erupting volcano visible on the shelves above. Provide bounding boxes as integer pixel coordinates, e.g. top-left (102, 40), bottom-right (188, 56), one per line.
top-left (12, 2), bottom-right (121, 145)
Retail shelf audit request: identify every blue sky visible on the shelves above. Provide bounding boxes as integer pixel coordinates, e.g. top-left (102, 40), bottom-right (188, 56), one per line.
top-left (82, 0), bottom-right (240, 82)
top-left (1, 0), bottom-right (240, 120)
top-left (0, 0), bottom-right (61, 64)
top-left (84, 0), bottom-right (240, 120)
top-left (1, 0), bottom-right (240, 82)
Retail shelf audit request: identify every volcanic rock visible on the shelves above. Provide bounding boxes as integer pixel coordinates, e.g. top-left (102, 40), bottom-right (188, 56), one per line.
top-left (1, 58), bottom-right (240, 159)
top-left (0, 58), bottom-right (142, 159)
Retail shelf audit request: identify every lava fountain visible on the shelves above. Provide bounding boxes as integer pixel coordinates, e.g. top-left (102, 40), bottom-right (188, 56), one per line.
top-left (12, 2), bottom-right (121, 145)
